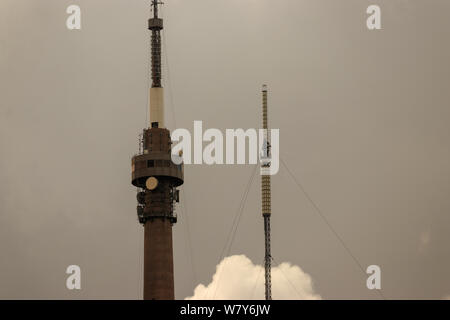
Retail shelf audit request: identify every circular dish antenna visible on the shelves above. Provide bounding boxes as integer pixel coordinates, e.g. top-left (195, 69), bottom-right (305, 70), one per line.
top-left (146, 177), bottom-right (159, 190)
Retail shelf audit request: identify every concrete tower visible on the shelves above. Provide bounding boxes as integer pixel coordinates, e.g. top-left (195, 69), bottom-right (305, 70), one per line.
top-left (131, 0), bottom-right (184, 300)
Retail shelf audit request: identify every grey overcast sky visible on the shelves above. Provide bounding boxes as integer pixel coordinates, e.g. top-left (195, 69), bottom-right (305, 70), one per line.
top-left (0, 0), bottom-right (449, 299)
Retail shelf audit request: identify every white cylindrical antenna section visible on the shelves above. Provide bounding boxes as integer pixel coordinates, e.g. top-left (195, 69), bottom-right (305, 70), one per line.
top-left (149, 87), bottom-right (164, 128)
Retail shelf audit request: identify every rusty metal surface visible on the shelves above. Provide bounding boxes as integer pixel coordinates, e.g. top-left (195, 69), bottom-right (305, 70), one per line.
top-left (132, 127), bottom-right (183, 299)
top-left (143, 127), bottom-right (171, 153)
top-left (131, 127), bottom-right (184, 187)
top-left (131, 154), bottom-right (184, 188)
top-left (143, 218), bottom-right (174, 300)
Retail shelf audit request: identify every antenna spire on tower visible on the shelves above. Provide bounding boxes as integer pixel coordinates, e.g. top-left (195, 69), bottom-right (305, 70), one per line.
top-left (148, 0), bottom-right (163, 88)
top-left (151, 0), bottom-right (162, 18)
top-left (261, 84), bottom-right (272, 300)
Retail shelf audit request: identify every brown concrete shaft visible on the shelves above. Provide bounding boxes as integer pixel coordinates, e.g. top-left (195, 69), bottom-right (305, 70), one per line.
top-left (143, 218), bottom-right (175, 300)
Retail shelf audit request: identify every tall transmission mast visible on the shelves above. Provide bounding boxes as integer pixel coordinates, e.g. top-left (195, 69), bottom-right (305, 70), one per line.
top-left (131, 0), bottom-right (184, 300)
top-left (261, 84), bottom-right (272, 300)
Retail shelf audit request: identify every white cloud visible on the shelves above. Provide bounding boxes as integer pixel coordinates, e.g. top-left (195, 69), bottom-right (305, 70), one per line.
top-left (186, 255), bottom-right (321, 300)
